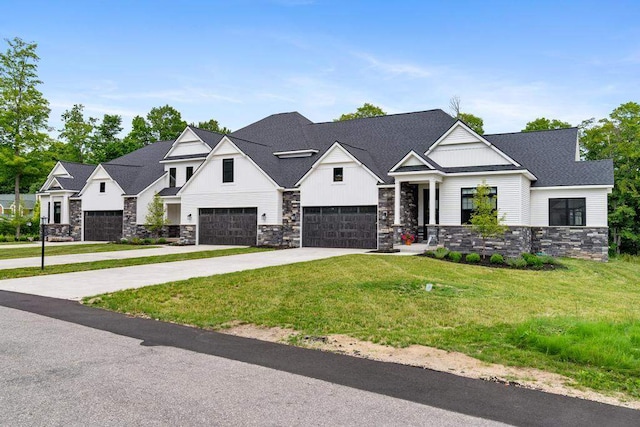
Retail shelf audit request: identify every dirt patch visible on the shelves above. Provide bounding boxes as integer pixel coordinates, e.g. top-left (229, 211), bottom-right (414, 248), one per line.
top-left (221, 324), bottom-right (640, 410)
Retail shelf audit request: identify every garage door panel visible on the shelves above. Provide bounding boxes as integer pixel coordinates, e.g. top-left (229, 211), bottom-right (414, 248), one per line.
top-left (84, 211), bottom-right (123, 242)
top-left (199, 208), bottom-right (257, 245)
top-left (302, 206), bottom-right (377, 249)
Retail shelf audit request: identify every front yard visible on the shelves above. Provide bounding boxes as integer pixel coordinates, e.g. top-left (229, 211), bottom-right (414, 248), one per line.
top-left (0, 242), bottom-right (158, 260)
top-left (86, 254), bottom-right (640, 401)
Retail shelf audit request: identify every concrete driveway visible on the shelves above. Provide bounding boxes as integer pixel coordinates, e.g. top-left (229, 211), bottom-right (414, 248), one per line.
top-left (0, 248), bottom-right (365, 300)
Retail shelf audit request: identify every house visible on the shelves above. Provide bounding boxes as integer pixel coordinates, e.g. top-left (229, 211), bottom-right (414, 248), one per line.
top-left (0, 194), bottom-right (37, 217)
top-left (37, 109), bottom-right (614, 261)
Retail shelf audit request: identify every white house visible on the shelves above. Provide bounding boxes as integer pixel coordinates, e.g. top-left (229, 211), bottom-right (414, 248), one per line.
top-left (38, 109), bottom-right (614, 260)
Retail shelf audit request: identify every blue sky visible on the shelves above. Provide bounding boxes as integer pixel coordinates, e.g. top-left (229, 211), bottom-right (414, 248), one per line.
top-left (2, 0), bottom-right (639, 134)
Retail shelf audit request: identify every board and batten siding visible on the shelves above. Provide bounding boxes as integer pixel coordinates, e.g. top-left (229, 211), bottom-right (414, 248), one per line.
top-left (136, 176), bottom-right (169, 225)
top-left (163, 160), bottom-right (204, 188)
top-left (179, 145), bottom-right (281, 225)
top-left (166, 128), bottom-right (211, 158)
top-left (429, 142), bottom-right (511, 168)
top-left (299, 149), bottom-right (379, 207)
top-left (530, 188), bottom-right (609, 227)
top-left (437, 174), bottom-right (529, 226)
top-left (81, 179), bottom-right (124, 211)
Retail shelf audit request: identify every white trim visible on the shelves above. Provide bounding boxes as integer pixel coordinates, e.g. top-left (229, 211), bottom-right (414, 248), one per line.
top-left (425, 121), bottom-right (521, 167)
top-left (273, 149), bottom-right (319, 158)
top-left (377, 184), bottom-right (395, 188)
top-left (530, 185), bottom-right (613, 191)
top-left (446, 169), bottom-right (537, 180)
top-left (295, 141), bottom-right (384, 186)
top-left (164, 126), bottom-right (212, 159)
top-left (388, 150), bottom-right (435, 172)
top-left (136, 172), bottom-right (168, 197)
top-left (159, 157), bottom-right (207, 164)
top-left (178, 136), bottom-right (283, 195)
top-left (77, 164), bottom-right (126, 197)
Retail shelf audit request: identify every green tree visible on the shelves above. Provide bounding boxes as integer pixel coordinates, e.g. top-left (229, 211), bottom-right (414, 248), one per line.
top-left (335, 103), bottom-right (386, 121)
top-left (449, 96), bottom-right (484, 134)
top-left (123, 115), bottom-right (153, 149)
top-left (523, 117), bottom-right (572, 132)
top-left (89, 114), bottom-right (126, 163)
top-left (145, 192), bottom-right (169, 238)
top-left (58, 104), bottom-right (95, 163)
top-left (192, 119), bottom-right (230, 134)
top-left (470, 181), bottom-right (507, 259)
top-left (581, 102), bottom-right (640, 254)
top-left (0, 37), bottom-right (51, 238)
top-left (146, 104), bottom-right (187, 140)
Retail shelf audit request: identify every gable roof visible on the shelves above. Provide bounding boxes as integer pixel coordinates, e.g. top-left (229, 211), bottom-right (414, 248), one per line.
top-left (54, 162), bottom-right (96, 191)
top-left (0, 194), bottom-right (36, 209)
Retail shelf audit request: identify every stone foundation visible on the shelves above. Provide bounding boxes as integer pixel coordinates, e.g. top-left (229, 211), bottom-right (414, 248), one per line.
top-left (45, 224), bottom-right (72, 240)
top-left (281, 191), bottom-right (301, 248)
top-left (377, 188), bottom-right (395, 251)
top-left (123, 197), bottom-right (137, 238)
top-left (437, 225), bottom-right (531, 259)
top-left (179, 224), bottom-right (196, 245)
top-left (258, 225), bottom-right (283, 246)
top-left (69, 199), bottom-right (82, 240)
top-left (531, 227), bottom-right (608, 262)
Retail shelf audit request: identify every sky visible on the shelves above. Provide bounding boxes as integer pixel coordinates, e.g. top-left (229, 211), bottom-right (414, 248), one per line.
top-left (1, 0), bottom-right (639, 135)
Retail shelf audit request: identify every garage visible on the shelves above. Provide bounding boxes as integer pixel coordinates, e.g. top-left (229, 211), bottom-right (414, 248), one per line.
top-left (199, 207), bottom-right (257, 245)
top-left (84, 210), bottom-right (123, 241)
top-left (302, 206), bottom-right (377, 249)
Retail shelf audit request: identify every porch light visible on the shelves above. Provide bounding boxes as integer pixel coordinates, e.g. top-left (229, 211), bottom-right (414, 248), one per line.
top-left (382, 211), bottom-right (388, 221)
top-left (187, 213), bottom-right (192, 221)
top-left (261, 213), bottom-right (267, 221)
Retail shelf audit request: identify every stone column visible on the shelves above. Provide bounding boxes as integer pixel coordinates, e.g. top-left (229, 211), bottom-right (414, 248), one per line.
top-left (123, 197), bottom-right (137, 239)
top-left (378, 187), bottom-right (395, 251)
top-left (69, 199), bottom-right (82, 241)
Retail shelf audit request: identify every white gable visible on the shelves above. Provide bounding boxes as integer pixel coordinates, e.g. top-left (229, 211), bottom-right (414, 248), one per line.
top-left (321, 145), bottom-right (353, 164)
top-left (51, 162), bottom-right (71, 177)
top-left (429, 142), bottom-right (511, 167)
top-left (438, 126), bottom-right (482, 145)
top-left (165, 127), bottom-right (211, 158)
top-left (402, 156), bottom-right (426, 167)
top-left (210, 138), bottom-right (241, 156)
top-left (92, 166), bottom-right (112, 180)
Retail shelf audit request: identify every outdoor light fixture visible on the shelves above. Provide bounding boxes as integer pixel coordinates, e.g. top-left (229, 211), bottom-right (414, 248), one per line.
top-left (261, 213), bottom-right (267, 220)
top-left (291, 213), bottom-right (297, 222)
top-left (382, 211), bottom-right (388, 221)
top-left (187, 213), bottom-right (192, 221)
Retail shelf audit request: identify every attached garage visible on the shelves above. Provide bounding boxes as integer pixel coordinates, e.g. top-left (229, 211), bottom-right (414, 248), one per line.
top-left (84, 210), bottom-right (123, 241)
top-left (302, 206), bottom-right (377, 249)
top-left (199, 207), bottom-right (257, 245)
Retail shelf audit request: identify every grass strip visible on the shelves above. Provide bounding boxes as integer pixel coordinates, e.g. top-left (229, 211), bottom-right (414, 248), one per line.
top-left (0, 243), bottom-right (159, 260)
top-left (86, 254), bottom-right (640, 399)
top-left (0, 247), bottom-right (270, 279)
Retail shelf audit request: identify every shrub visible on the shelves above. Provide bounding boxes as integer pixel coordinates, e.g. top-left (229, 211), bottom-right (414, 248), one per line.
top-left (0, 235), bottom-right (6, 242)
top-left (157, 237), bottom-right (167, 244)
top-left (142, 238), bottom-right (153, 245)
top-left (466, 253), bottom-right (481, 263)
top-left (120, 238), bottom-right (129, 244)
top-left (522, 253), bottom-right (543, 268)
top-left (434, 247), bottom-right (449, 259)
top-left (490, 253), bottom-right (505, 264)
top-left (424, 250), bottom-right (436, 258)
top-left (131, 237), bottom-right (142, 245)
top-left (448, 251), bottom-right (462, 263)
top-left (507, 257), bottom-right (528, 269)
top-left (537, 255), bottom-right (558, 265)
top-left (5, 235), bottom-right (15, 242)
top-left (18, 235), bottom-right (28, 241)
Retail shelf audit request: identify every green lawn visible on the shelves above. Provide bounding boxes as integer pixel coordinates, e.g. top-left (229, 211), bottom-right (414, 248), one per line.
top-left (85, 254), bottom-right (640, 399)
top-left (0, 247), bottom-right (271, 279)
top-left (0, 243), bottom-right (158, 260)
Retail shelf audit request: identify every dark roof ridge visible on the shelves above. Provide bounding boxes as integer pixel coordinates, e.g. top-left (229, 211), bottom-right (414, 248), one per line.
top-left (485, 127), bottom-right (578, 137)
top-left (334, 140), bottom-right (368, 152)
top-left (187, 125), bottom-right (226, 136)
top-left (59, 160), bottom-right (94, 166)
top-left (227, 135), bottom-right (272, 148)
top-left (312, 108), bottom-right (451, 125)
top-left (102, 163), bottom-right (142, 168)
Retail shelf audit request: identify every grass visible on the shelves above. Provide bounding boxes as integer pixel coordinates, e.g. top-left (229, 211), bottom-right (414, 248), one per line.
top-left (0, 243), bottom-right (159, 260)
top-left (85, 254), bottom-right (640, 399)
top-left (0, 247), bottom-right (271, 279)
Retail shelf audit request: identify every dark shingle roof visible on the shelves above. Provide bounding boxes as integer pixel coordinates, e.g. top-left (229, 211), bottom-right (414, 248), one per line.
top-left (57, 162), bottom-right (96, 191)
top-left (188, 126), bottom-right (226, 148)
top-left (158, 186), bottom-right (181, 196)
top-left (104, 140), bottom-right (173, 194)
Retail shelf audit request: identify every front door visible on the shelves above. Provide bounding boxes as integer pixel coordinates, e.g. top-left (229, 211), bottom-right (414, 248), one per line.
top-left (423, 189), bottom-right (439, 238)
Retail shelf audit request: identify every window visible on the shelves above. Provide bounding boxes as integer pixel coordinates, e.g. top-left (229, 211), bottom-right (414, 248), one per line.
top-left (223, 158), bottom-right (234, 183)
top-left (99, 182), bottom-right (106, 193)
top-left (461, 187), bottom-right (497, 224)
top-left (169, 168), bottom-right (177, 188)
top-left (549, 198), bottom-right (586, 226)
top-left (333, 167), bottom-right (343, 182)
top-left (53, 202), bottom-right (61, 224)
top-left (186, 166), bottom-right (194, 182)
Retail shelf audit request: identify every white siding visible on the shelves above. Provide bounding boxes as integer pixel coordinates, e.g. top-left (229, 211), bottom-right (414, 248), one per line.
top-left (136, 176), bottom-right (169, 225)
top-left (429, 142), bottom-right (511, 167)
top-left (41, 193), bottom-right (71, 224)
top-left (180, 150), bottom-right (280, 226)
top-left (438, 174), bottom-right (528, 226)
top-left (530, 188), bottom-right (609, 227)
top-left (300, 162), bottom-right (379, 207)
top-left (164, 160), bottom-right (204, 188)
top-left (82, 179), bottom-right (124, 211)
top-left (322, 147), bottom-right (353, 164)
top-left (401, 155), bottom-right (425, 167)
top-left (521, 176), bottom-right (531, 225)
top-left (166, 128), bottom-right (211, 157)
top-left (439, 126), bottom-right (481, 145)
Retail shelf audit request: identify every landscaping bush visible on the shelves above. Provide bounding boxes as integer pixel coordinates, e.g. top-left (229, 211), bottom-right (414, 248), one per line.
top-left (507, 257), bottom-right (528, 269)
top-left (423, 250), bottom-right (436, 258)
top-left (142, 238), bottom-right (153, 245)
top-left (448, 251), bottom-right (462, 263)
top-left (131, 237), bottom-right (142, 245)
top-left (465, 253), bottom-right (481, 263)
top-left (157, 237), bottom-right (167, 244)
top-left (0, 235), bottom-right (6, 242)
top-left (434, 247), bottom-right (449, 259)
top-left (5, 235), bottom-right (15, 242)
top-left (490, 253), bottom-right (505, 264)
top-left (522, 253), bottom-right (543, 268)
top-left (537, 255), bottom-right (558, 265)
top-left (120, 238), bottom-right (129, 244)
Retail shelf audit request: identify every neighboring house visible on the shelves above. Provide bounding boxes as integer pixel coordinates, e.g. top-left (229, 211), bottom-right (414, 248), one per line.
top-left (0, 194), bottom-right (37, 217)
top-left (37, 109), bottom-right (614, 260)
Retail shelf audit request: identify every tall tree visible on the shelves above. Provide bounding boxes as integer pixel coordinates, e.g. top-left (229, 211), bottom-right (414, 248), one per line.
top-left (192, 119), bottom-right (230, 134)
top-left (123, 115), bottom-right (153, 149)
top-left (0, 37), bottom-right (50, 238)
top-left (89, 113), bottom-right (125, 163)
top-left (581, 102), bottom-right (640, 254)
top-left (449, 96), bottom-right (484, 134)
top-left (335, 103), bottom-right (386, 121)
top-left (58, 104), bottom-right (95, 163)
top-left (146, 104), bottom-right (187, 140)
top-left (523, 117), bottom-right (572, 132)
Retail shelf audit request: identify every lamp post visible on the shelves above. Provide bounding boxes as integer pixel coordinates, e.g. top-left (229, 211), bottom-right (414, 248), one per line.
top-left (41, 216), bottom-right (48, 270)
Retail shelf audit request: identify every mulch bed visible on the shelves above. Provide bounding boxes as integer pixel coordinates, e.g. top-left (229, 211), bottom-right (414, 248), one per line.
top-left (416, 253), bottom-right (565, 270)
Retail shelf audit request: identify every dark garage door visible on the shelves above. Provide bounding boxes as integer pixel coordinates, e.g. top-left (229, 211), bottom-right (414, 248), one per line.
top-left (84, 211), bottom-right (123, 241)
top-left (199, 208), bottom-right (257, 245)
top-left (302, 206), bottom-right (377, 249)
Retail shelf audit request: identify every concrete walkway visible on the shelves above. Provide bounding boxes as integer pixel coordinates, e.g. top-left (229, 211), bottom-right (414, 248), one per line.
top-left (0, 248), bottom-right (365, 300)
top-left (0, 244), bottom-right (240, 270)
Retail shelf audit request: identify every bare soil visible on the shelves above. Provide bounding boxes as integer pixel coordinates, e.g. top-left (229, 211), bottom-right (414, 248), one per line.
top-left (220, 323), bottom-right (640, 410)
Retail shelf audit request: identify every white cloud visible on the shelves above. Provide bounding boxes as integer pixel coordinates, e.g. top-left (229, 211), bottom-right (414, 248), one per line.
top-left (355, 52), bottom-right (435, 79)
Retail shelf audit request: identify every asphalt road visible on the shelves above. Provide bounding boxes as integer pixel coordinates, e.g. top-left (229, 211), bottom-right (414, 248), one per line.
top-left (1, 291), bottom-right (639, 426)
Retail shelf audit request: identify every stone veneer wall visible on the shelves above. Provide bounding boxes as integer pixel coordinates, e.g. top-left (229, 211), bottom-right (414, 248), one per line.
top-left (394, 183), bottom-right (418, 244)
top-left (69, 199), bottom-right (82, 240)
top-left (378, 188), bottom-right (395, 251)
top-left (123, 197), bottom-right (137, 239)
top-left (257, 190), bottom-right (301, 247)
top-left (438, 225), bottom-right (531, 259)
top-left (45, 224), bottom-right (72, 240)
top-left (531, 227), bottom-right (608, 262)
top-left (179, 225), bottom-right (196, 245)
